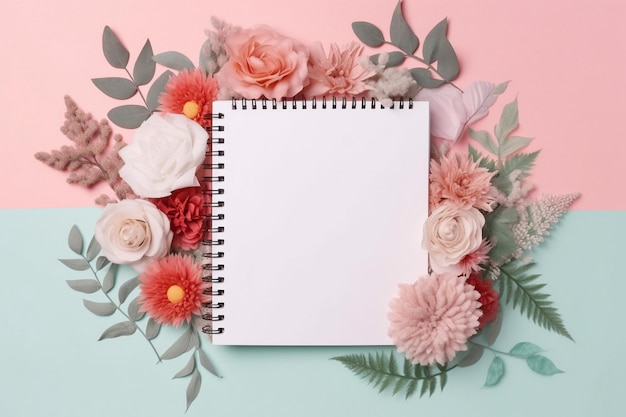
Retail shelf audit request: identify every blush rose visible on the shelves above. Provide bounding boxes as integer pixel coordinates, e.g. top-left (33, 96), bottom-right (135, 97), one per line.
top-left (118, 113), bottom-right (208, 198)
top-left (217, 25), bottom-right (309, 99)
top-left (422, 203), bottom-right (485, 274)
top-left (95, 199), bottom-right (173, 272)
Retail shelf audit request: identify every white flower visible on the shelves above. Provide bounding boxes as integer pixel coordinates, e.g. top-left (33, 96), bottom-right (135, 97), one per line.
top-left (422, 203), bottom-right (485, 274)
top-left (119, 113), bottom-right (208, 198)
top-left (95, 199), bottom-right (173, 272)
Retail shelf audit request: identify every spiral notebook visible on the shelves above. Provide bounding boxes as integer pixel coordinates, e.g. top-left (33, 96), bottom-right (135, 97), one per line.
top-left (202, 98), bottom-right (430, 346)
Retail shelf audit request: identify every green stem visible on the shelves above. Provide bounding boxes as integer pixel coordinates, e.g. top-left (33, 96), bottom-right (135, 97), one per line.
top-left (124, 68), bottom-right (151, 110)
top-left (85, 256), bottom-right (162, 362)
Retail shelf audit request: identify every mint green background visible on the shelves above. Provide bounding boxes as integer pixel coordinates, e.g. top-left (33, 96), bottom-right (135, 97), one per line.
top-left (0, 208), bottom-right (622, 416)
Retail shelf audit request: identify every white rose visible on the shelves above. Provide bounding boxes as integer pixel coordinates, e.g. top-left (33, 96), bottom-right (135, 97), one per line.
top-left (119, 113), bottom-right (208, 198)
top-left (95, 199), bottom-right (173, 272)
top-left (422, 203), bottom-right (484, 274)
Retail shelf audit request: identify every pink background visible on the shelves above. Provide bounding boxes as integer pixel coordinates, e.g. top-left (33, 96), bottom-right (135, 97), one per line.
top-left (1, 0), bottom-right (624, 210)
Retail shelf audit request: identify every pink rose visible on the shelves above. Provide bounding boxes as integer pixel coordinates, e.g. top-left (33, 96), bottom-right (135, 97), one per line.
top-left (422, 203), bottom-right (485, 274)
top-left (217, 25), bottom-right (309, 99)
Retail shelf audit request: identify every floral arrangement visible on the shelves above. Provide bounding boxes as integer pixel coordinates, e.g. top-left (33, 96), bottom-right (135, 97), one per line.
top-left (36, 0), bottom-right (578, 409)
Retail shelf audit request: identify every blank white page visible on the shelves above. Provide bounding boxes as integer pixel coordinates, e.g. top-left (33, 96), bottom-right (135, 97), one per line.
top-left (211, 99), bottom-right (429, 345)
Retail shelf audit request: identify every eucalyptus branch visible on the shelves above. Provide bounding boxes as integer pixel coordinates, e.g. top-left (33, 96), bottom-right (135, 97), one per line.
top-left (124, 67), bottom-right (150, 110)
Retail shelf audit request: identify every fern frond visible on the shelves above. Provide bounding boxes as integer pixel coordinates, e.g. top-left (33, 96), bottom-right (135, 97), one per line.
top-left (332, 351), bottom-right (455, 399)
top-left (496, 263), bottom-right (573, 341)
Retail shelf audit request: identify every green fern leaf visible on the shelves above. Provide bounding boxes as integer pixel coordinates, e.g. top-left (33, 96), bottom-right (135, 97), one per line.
top-left (497, 263), bottom-right (573, 340)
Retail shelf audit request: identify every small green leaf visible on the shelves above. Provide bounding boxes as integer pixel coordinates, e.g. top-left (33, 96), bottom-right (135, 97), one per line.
top-left (127, 296), bottom-right (145, 321)
top-left (153, 51), bottom-right (195, 71)
top-left (468, 128), bottom-right (498, 155)
top-left (493, 81), bottom-right (510, 95)
top-left (133, 39), bottom-right (156, 86)
top-left (484, 356), bottom-right (505, 387)
top-left (186, 369), bottom-right (202, 411)
top-left (423, 18), bottom-right (447, 64)
top-left (198, 348), bottom-right (221, 377)
top-left (107, 105), bottom-right (151, 129)
top-left (99, 321), bottom-right (136, 340)
top-left (436, 37), bottom-right (459, 82)
top-left (102, 26), bottom-right (130, 69)
top-left (101, 263), bottom-right (116, 293)
top-left (390, 0), bottom-right (419, 54)
top-left (92, 77), bottom-right (137, 100)
top-left (83, 300), bottom-right (116, 316)
top-left (410, 68), bottom-right (445, 88)
top-left (173, 354), bottom-right (196, 379)
top-left (95, 256), bottom-right (109, 271)
top-left (118, 276), bottom-right (140, 304)
top-left (68, 225), bottom-right (83, 255)
top-left (500, 136), bottom-right (533, 158)
top-left (457, 344), bottom-right (484, 367)
top-left (510, 342), bottom-right (543, 358)
top-left (66, 279), bottom-right (101, 294)
top-left (146, 317), bottom-right (161, 340)
top-left (85, 236), bottom-right (101, 261)
top-left (146, 70), bottom-right (173, 111)
top-left (352, 21), bottom-right (385, 47)
top-left (369, 51), bottom-right (406, 68)
top-left (59, 258), bottom-right (90, 271)
top-left (162, 326), bottom-right (196, 360)
top-left (526, 355), bottom-right (563, 376)
top-left (495, 98), bottom-right (519, 142)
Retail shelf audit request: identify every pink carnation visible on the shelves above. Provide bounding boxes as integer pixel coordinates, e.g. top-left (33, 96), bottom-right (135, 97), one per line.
top-left (429, 153), bottom-right (496, 212)
top-left (303, 42), bottom-right (372, 97)
top-left (388, 273), bottom-right (482, 366)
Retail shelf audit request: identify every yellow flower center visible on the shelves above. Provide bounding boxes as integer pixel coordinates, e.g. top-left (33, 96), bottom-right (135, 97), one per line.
top-left (167, 284), bottom-right (185, 304)
top-left (182, 100), bottom-right (200, 119)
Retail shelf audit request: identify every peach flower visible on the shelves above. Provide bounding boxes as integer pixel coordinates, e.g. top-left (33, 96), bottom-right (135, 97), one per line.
top-left (217, 25), bottom-right (309, 99)
top-left (158, 69), bottom-right (219, 128)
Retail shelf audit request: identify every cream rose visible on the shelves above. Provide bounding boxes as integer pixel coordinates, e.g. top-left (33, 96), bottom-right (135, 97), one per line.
top-left (95, 199), bottom-right (173, 272)
top-left (119, 113), bottom-right (208, 198)
top-left (422, 203), bottom-right (485, 274)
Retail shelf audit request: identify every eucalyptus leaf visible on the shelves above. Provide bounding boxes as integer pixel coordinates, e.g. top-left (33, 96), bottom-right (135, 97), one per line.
top-left (85, 236), bottom-right (101, 262)
top-left (118, 276), bottom-right (140, 304)
top-left (146, 317), bottom-right (161, 340)
top-left (390, 0), bottom-right (419, 54)
top-left (83, 299), bottom-right (117, 316)
top-left (102, 26), bottom-right (129, 69)
top-left (173, 354), bottom-right (196, 379)
top-left (526, 355), bottom-right (563, 376)
top-left (101, 263), bottom-right (117, 293)
top-left (435, 37), bottom-right (459, 81)
top-left (66, 279), bottom-right (101, 294)
top-left (99, 321), bottom-right (136, 340)
top-left (485, 310), bottom-right (503, 345)
top-left (369, 51), bottom-right (406, 68)
top-left (510, 342), bottom-right (543, 358)
top-left (107, 105), bottom-right (151, 129)
top-left (146, 70), bottom-right (173, 111)
top-left (95, 256), bottom-right (110, 271)
top-left (127, 296), bottom-right (145, 321)
top-left (468, 128), bottom-right (498, 155)
top-left (493, 81), bottom-right (510, 95)
top-left (351, 22), bottom-right (385, 47)
top-left (457, 344), bottom-right (483, 367)
top-left (186, 369), bottom-right (202, 411)
top-left (133, 39), bottom-right (156, 86)
top-left (494, 98), bottom-right (519, 142)
top-left (68, 225), bottom-right (83, 255)
top-left (410, 68), bottom-right (445, 89)
top-left (59, 258), bottom-right (91, 271)
top-left (162, 326), bottom-right (196, 360)
top-left (484, 356), bottom-right (505, 387)
top-left (423, 18), bottom-right (447, 64)
top-left (499, 136), bottom-right (533, 158)
top-left (198, 349), bottom-right (221, 377)
top-left (92, 77), bottom-right (137, 100)
top-left (153, 51), bottom-right (195, 71)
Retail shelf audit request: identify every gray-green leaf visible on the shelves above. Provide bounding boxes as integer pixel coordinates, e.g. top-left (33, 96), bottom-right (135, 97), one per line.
top-left (499, 136), bottom-right (533, 158)
top-left (495, 98), bottom-right (519, 142)
top-left (435, 37), bottom-right (459, 81)
top-left (107, 105), bottom-right (151, 129)
top-left (133, 39), bottom-right (156, 86)
top-left (390, 0), bottom-right (419, 54)
top-left (526, 355), bottom-right (563, 376)
top-left (101, 263), bottom-right (116, 293)
top-left (83, 300), bottom-right (116, 316)
top-left (510, 342), bottom-right (543, 358)
top-left (68, 225), bottom-right (83, 255)
top-left (162, 326), bottom-right (197, 360)
top-left (66, 279), bottom-right (101, 294)
top-left (85, 236), bottom-right (101, 261)
top-left (198, 348), bottom-right (221, 377)
top-left (352, 22), bottom-right (385, 47)
top-left (410, 68), bottom-right (445, 89)
top-left (146, 70), bottom-right (173, 111)
top-left (186, 369), bottom-right (201, 411)
top-left (95, 256), bottom-right (110, 271)
top-left (102, 26), bottom-right (129, 69)
top-left (468, 128), bottom-right (498, 155)
top-left (99, 321), bottom-right (136, 340)
top-left (174, 354), bottom-right (196, 379)
top-left (59, 258), bottom-right (91, 271)
top-left (146, 317), bottom-right (161, 340)
top-left (370, 51), bottom-right (406, 68)
top-left (118, 276), bottom-right (140, 304)
top-left (484, 356), bottom-right (505, 387)
top-left (92, 77), bottom-right (137, 100)
top-left (153, 51), bottom-right (195, 71)
top-left (127, 296), bottom-right (145, 321)
top-left (423, 18), bottom-right (447, 64)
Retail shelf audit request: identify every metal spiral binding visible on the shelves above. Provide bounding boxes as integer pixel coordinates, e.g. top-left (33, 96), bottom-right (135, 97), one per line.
top-left (200, 112), bottom-right (226, 335)
top-left (230, 97), bottom-right (414, 110)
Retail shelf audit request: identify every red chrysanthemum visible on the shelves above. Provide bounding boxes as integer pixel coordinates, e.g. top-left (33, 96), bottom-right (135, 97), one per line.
top-left (466, 273), bottom-right (499, 328)
top-left (159, 69), bottom-right (219, 127)
top-left (152, 187), bottom-right (205, 251)
top-left (138, 254), bottom-right (208, 327)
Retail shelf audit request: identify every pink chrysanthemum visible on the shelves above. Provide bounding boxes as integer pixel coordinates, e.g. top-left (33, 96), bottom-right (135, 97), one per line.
top-left (303, 42), bottom-right (373, 97)
top-left (138, 254), bottom-right (208, 327)
top-left (388, 273), bottom-right (482, 366)
top-left (429, 153), bottom-right (496, 212)
top-left (159, 69), bottom-right (219, 127)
